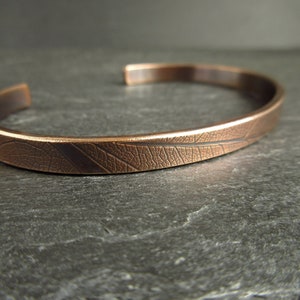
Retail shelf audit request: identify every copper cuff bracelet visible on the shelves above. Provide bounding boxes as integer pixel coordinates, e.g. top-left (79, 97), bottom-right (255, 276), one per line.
top-left (0, 63), bottom-right (284, 175)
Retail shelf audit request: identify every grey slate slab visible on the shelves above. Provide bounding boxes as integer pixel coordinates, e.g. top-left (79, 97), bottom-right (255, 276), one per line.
top-left (0, 49), bottom-right (299, 300)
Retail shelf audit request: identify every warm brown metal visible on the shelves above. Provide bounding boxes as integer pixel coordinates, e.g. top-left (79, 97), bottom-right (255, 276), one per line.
top-left (0, 63), bottom-right (284, 174)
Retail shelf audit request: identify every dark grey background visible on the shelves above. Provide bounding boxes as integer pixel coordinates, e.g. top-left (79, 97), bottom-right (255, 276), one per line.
top-left (0, 1), bottom-right (299, 300)
top-left (0, 0), bottom-right (300, 49)
top-left (1, 48), bottom-right (299, 300)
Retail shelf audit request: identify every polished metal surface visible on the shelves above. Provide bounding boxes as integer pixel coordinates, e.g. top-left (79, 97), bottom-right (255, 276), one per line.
top-left (0, 64), bottom-right (284, 174)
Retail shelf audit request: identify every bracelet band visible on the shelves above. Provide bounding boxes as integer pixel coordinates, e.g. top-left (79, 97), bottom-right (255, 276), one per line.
top-left (0, 63), bottom-right (284, 175)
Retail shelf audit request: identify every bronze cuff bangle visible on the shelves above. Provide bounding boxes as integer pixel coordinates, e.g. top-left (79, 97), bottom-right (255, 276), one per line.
top-left (0, 63), bottom-right (284, 175)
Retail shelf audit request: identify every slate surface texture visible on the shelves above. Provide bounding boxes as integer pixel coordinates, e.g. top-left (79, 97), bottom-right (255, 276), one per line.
top-left (0, 49), bottom-right (299, 300)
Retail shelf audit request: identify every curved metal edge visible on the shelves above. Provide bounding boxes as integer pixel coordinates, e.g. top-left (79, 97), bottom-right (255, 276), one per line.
top-left (0, 63), bottom-right (284, 174)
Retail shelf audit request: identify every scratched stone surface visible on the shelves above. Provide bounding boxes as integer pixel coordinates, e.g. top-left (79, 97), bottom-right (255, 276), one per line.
top-left (0, 49), bottom-right (299, 300)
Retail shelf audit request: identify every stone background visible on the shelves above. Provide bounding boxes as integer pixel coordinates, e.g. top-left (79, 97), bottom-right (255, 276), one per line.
top-left (0, 0), bottom-right (299, 49)
top-left (0, 49), bottom-right (299, 299)
top-left (0, 1), bottom-right (300, 299)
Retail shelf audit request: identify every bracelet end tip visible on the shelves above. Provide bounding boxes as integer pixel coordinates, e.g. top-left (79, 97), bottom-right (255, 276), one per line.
top-left (123, 65), bottom-right (133, 86)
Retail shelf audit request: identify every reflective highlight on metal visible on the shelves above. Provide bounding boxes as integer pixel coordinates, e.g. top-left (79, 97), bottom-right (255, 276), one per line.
top-left (0, 64), bottom-right (284, 174)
